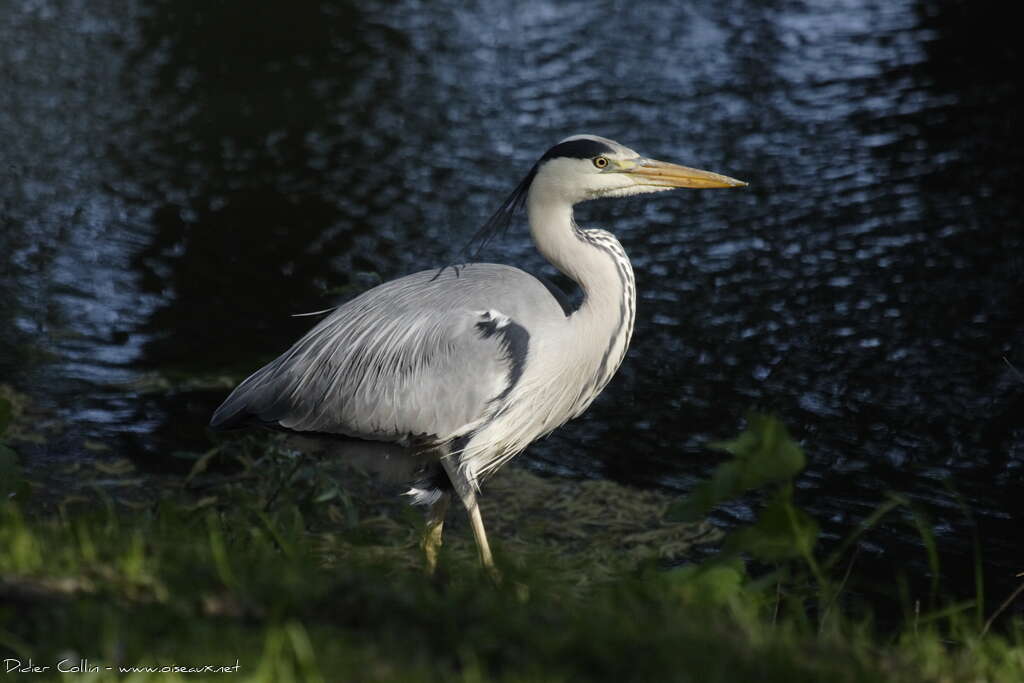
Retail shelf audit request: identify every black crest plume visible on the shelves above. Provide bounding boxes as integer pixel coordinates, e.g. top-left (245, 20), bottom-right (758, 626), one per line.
top-left (461, 164), bottom-right (538, 260)
top-left (460, 138), bottom-right (615, 260)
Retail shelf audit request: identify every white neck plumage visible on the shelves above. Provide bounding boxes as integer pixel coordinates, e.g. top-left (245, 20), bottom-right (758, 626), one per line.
top-left (526, 189), bottom-right (636, 416)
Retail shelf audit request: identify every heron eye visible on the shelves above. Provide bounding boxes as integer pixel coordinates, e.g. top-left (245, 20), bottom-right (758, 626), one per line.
top-left (593, 156), bottom-right (609, 169)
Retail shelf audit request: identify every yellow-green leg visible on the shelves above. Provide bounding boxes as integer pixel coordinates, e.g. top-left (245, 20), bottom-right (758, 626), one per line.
top-left (421, 492), bottom-right (450, 575)
top-left (441, 458), bottom-right (499, 580)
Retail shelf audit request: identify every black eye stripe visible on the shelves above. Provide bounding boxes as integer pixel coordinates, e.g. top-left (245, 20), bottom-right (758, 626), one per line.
top-left (540, 138), bottom-right (616, 161)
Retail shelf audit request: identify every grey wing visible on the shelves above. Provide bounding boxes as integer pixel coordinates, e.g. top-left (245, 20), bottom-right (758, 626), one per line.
top-left (209, 266), bottom-right (540, 445)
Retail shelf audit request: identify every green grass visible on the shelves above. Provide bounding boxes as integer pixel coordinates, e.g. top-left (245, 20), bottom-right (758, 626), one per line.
top-left (1, 401), bottom-right (1022, 682)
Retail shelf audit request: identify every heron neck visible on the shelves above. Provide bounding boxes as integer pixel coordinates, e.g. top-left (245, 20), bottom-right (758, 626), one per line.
top-left (527, 193), bottom-right (633, 309)
top-left (526, 192), bottom-right (636, 404)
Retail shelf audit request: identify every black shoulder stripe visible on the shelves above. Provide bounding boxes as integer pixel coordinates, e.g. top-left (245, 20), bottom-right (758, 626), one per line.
top-left (475, 314), bottom-right (529, 402)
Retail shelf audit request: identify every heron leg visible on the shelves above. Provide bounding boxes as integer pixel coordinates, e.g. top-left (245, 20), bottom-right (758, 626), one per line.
top-left (441, 458), bottom-right (497, 578)
top-left (421, 492), bottom-right (450, 575)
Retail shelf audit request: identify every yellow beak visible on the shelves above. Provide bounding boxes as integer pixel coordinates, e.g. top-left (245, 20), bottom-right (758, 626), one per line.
top-left (624, 158), bottom-right (747, 189)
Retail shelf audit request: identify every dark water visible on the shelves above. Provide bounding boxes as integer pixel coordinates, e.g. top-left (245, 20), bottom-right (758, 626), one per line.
top-left (2, 0), bottom-right (1021, 612)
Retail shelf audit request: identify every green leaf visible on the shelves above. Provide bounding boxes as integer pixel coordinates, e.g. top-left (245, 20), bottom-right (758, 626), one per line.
top-left (313, 486), bottom-right (340, 503)
top-left (667, 413), bottom-right (805, 522)
top-left (708, 413), bottom-right (805, 484)
top-left (668, 558), bottom-right (747, 606)
top-left (724, 486), bottom-right (819, 562)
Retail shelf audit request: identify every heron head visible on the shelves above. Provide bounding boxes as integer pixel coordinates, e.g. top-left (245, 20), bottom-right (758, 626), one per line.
top-left (466, 134), bottom-right (745, 256)
top-left (531, 134), bottom-right (747, 204)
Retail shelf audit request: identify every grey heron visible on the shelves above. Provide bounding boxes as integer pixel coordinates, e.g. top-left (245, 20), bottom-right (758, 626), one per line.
top-left (209, 134), bottom-right (745, 574)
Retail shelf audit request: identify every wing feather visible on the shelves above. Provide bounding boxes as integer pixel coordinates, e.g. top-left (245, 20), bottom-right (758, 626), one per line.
top-left (210, 265), bottom-right (548, 445)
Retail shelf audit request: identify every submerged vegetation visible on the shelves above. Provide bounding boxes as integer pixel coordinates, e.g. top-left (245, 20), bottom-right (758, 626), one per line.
top-left (1, 396), bottom-right (1021, 681)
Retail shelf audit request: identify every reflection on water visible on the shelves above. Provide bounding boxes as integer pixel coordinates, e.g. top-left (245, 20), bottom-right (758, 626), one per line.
top-left (123, 1), bottom-right (419, 369)
top-left (1, 0), bottom-right (1021, 608)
